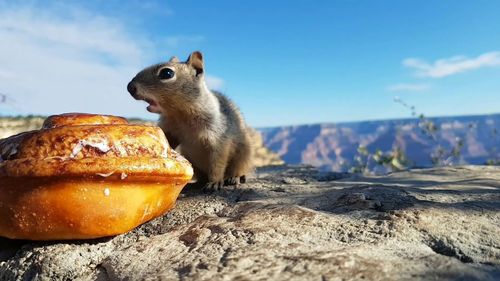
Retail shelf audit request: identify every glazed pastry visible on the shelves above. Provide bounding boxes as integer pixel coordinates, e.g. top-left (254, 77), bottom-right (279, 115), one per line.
top-left (0, 113), bottom-right (193, 240)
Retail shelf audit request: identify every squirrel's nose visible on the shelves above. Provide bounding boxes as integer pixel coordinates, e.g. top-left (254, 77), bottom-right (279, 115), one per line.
top-left (127, 81), bottom-right (137, 97)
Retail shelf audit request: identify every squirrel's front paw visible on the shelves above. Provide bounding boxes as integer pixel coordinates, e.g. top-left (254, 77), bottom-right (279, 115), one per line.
top-left (202, 181), bottom-right (224, 192)
top-left (224, 175), bottom-right (246, 186)
top-left (224, 176), bottom-right (239, 186)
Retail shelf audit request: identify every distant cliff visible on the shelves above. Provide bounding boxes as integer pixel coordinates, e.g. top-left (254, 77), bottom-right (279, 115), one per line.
top-left (260, 113), bottom-right (500, 172)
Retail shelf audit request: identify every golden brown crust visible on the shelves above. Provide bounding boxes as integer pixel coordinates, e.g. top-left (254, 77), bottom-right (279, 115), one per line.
top-left (13, 125), bottom-right (169, 160)
top-left (42, 113), bottom-right (128, 128)
top-left (0, 113), bottom-right (193, 240)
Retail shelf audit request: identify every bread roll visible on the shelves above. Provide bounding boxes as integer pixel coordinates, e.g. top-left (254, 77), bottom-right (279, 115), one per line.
top-left (0, 113), bottom-right (193, 240)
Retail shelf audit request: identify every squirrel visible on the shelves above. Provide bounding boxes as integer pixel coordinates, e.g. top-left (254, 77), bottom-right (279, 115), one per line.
top-left (127, 51), bottom-right (253, 190)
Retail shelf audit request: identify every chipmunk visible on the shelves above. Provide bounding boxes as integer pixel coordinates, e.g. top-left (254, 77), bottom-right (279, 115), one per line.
top-left (127, 51), bottom-right (253, 190)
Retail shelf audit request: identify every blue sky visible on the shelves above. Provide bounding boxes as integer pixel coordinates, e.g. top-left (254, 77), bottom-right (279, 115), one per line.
top-left (0, 0), bottom-right (499, 127)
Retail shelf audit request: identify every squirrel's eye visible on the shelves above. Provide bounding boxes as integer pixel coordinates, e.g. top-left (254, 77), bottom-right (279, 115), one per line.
top-left (158, 68), bottom-right (175, 80)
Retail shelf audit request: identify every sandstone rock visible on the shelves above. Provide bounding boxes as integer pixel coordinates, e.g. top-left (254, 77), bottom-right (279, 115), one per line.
top-left (0, 117), bottom-right (44, 139)
top-left (247, 127), bottom-right (284, 167)
top-left (0, 165), bottom-right (499, 280)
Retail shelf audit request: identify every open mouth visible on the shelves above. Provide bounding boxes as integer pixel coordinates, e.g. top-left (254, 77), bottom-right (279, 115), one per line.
top-left (143, 97), bottom-right (162, 113)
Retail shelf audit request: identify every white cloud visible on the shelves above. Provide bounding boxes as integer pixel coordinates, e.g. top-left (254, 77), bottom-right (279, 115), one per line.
top-left (0, 4), bottom-right (211, 119)
top-left (0, 3), bottom-right (227, 119)
top-left (0, 5), bottom-right (153, 117)
top-left (386, 83), bottom-right (430, 92)
top-left (0, 11), bottom-right (144, 65)
top-left (403, 51), bottom-right (500, 78)
top-left (205, 75), bottom-right (225, 91)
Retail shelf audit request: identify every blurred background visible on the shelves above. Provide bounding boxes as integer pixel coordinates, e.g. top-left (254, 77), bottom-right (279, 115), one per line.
top-left (1, 0), bottom-right (499, 173)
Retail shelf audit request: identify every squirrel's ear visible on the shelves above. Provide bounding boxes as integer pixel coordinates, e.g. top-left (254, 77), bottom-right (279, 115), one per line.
top-left (169, 56), bottom-right (180, 63)
top-left (187, 51), bottom-right (204, 76)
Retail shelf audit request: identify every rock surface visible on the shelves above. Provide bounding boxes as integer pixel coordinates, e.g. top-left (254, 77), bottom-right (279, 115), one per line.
top-left (0, 165), bottom-right (499, 280)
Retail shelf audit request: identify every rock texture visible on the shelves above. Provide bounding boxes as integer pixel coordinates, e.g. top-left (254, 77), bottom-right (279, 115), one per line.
top-left (0, 165), bottom-right (499, 280)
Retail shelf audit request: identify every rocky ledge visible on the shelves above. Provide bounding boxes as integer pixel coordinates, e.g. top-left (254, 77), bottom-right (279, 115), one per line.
top-left (0, 165), bottom-right (499, 280)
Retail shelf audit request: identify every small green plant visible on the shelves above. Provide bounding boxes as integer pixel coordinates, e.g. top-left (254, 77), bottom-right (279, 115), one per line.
top-left (485, 125), bottom-right (500, 165)
top-left (349, 145), bottom-right (408, 175)
top-left (394, 97), bottom-right (465, 167)
top-left (373, 147), bottom-right (409, 171)
top-left (349, 145), bottom-right (370, 174)
top-left (430, 137), bottom-right (464, 166)
top-left (349, 97), bottom-right (470, 175)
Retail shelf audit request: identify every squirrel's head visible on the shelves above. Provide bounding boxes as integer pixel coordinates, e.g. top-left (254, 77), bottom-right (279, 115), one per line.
top-left (127, 51), bottom-right (206, 114)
